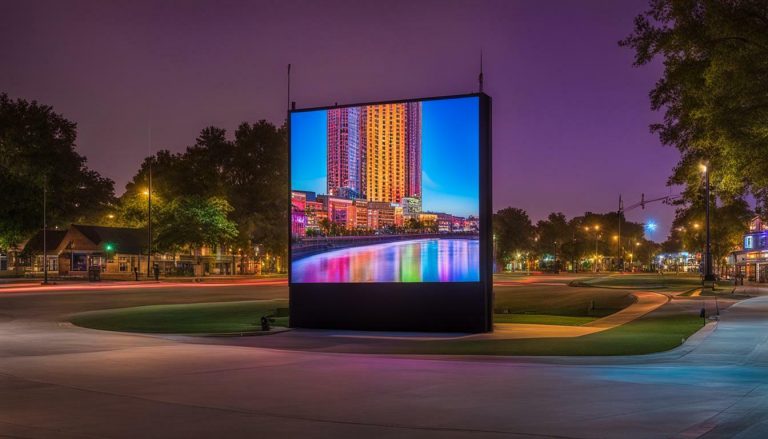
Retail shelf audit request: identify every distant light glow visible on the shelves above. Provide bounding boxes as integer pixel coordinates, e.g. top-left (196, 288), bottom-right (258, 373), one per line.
top-left (645, 221), bottom-right (657, 232)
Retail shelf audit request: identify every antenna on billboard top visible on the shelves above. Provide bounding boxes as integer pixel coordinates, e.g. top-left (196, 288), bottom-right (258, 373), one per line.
top-left (287, 63), bottom-right (292, 113)
top-left (478, 50), bottom-right (484, 93)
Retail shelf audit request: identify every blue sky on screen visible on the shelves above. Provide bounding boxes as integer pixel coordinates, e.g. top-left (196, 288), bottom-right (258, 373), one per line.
top-left (291, 96), bottom-right (479, 217)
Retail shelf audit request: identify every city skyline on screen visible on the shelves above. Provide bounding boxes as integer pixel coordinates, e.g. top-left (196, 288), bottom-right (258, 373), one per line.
top-left (291, 96), bottom-right (479, 218)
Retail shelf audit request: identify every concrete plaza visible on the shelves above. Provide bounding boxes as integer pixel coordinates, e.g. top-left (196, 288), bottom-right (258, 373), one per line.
top-left (1, 277), bottom-right (767, 438)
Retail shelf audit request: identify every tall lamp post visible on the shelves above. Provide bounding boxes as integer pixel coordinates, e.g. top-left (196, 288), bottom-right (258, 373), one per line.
top-left (42, 176), bottom-right (49, 285)
top-left (143, 186), bottom-right (152, 278)
top-left (584, 225), bottom-right (600, 272)
top-left (702, 164), bottom-right (715, 282)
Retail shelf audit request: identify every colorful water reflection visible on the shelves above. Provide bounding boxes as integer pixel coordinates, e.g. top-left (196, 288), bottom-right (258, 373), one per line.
top-left (291, 238), bottom-right (479, 283)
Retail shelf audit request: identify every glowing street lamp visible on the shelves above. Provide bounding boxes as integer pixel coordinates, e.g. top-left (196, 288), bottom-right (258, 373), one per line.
top-left (584, 225), bottom-right (601, 271)
top-left (701, 163), bottom-right (715, 282)
top-left (141, 187), bottom-right (152, 277)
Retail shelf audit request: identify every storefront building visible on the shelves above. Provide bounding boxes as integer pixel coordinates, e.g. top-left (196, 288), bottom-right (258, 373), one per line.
top-left (731, 217), bottom-right (768, 282)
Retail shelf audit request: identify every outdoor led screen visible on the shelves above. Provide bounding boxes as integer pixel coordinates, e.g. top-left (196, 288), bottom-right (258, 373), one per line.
top-left (290, 95), bottom-right (480, 283)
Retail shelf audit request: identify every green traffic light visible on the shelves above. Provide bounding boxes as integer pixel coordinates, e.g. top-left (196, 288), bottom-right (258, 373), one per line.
top-left (105, 244), bottom-right (114, 252)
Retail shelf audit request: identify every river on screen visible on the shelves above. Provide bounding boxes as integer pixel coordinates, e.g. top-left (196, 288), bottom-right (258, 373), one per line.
top-left (291, 238), bottom-right (479, 283)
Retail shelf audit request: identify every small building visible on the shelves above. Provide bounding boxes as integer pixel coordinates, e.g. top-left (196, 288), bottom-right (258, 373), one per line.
top-left (22, 224), bottom-right (261, 278)
top-left (20, 229), bottom-right (68, 273)
top-left (55, 224), bottom-right (147, 276)
top-left (731, 216), bottom-right (768, 282)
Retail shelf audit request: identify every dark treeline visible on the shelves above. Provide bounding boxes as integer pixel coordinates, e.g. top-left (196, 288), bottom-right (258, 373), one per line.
top-left (0, 93), bottom-right (288, 271)
top-left (493, 207), bottom-right (656, 271)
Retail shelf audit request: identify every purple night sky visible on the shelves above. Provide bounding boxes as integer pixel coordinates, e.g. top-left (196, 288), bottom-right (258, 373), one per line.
top-left (1, 0), bottom-right (678, 241)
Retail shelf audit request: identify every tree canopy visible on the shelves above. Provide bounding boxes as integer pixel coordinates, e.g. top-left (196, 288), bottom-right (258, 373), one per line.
top-left (663, 197), bottom-right (752, 263)
top-left (0, 93), bottom-right (115, 250)
top-left (116, 120), bottom-right (288, 261)
top-left (493, 207), bottom-right (534, 266)
top-left (153, 196), bottom-right (238, 253)
top-left (620, 0), bottom-right (768, 207)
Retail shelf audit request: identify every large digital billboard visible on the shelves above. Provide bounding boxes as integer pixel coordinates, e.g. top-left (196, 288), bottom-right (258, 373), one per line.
top-left (289, 93), bottom-right (492, 332)
top-left (291, 95), bottom-right (480, 283)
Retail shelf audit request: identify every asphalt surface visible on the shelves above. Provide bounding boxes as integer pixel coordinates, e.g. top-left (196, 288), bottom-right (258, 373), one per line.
top-left (1, 279), bottom-right (767, 438)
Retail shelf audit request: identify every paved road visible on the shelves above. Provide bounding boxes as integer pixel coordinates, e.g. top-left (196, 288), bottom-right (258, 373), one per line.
top-left (1, 281), bottom-right (767, 438)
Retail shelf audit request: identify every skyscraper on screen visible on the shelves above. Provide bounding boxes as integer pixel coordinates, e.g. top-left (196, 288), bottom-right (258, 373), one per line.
top-left (327, 102), bottom-right (421, 204)
top-left (326, 107), bottom-right (363, 199)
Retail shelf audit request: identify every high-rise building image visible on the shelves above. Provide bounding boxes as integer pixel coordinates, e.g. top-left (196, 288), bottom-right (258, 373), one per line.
top-left (327, 107), bottom-right (363, 199)
top-left (405, 102), bottom-right (421, 199)
top-left (326, 102), bottom-right (421, 204)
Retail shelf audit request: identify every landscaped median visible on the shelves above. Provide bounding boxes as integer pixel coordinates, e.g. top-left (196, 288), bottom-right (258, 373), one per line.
top-left (68, 292), bottom-right (707, 356)
top-left (571, 272), bottom-right (733, 291)
top-left (373, 313), bottom-right (705, 356)
top-left (70, 299), bottom-right (289, 335)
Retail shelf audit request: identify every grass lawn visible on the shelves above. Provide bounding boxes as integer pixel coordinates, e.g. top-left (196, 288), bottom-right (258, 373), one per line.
top-left (368, 313), bottom-right (705, 356)
top-left (70, 300), bottom-right (289, 334)
top-left (493, 314), bottom-right (596, 326)
top-left (494, 287), bottom-right (634, 317)
top-left (70, 298), bottom-right (705, 356)
top-left (578, 273), bottom-right (733, 291)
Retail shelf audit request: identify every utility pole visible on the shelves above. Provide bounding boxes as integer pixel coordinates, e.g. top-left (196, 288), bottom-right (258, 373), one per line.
top-left (616, 193), bottom-right (679, 272)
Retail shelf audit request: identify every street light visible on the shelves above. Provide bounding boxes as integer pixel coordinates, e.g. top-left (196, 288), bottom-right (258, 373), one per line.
top-left (141, 187), bottom-right (152, 277)
top-left (42, 176), bottom-right (49, 285)
top-left (584, 225), bottom-right (601, 272)
top-left (701, 163), bottom-right (715, 282)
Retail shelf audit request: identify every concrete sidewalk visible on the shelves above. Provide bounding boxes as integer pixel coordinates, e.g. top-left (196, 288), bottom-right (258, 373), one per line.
top-left (582, 291), bottom-right (668, 328)
top-left (733, 284), bottom-right (768, 296)
top-left (484, 291), bottom-right (668, 339)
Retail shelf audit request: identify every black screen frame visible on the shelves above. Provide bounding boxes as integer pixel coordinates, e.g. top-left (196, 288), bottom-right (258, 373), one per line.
top-left (288, 93), bottom-right (492, 333)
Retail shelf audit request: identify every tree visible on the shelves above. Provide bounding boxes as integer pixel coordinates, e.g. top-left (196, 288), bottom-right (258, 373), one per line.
top-left (227, 121), bottom-right (288, 263)
top-left (0, 93), bottom-right (114, 250)
top-left (535, 213), bottom-right (571, 258)
top-left (153, 196), bottom-right (238, 253)
top-left (493, 207), bottom-right (534, 268)
top-left (666, 197), bottom-right (752, 270)
top-left (118, 120), bottom-right (288, 271)
top-left (621, 1), bottom-right (768, 207)
top-left (406, 217), bottom-right (424, 232)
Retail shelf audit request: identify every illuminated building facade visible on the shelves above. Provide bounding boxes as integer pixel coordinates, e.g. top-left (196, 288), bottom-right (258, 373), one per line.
top-left (364, 102), bottom-right (421, 203)
top-left (327, 107), bottom-right (363, 199)
top-left (405, 102), bottom-right (421, 199)
top-left (326, 102), bottom-right (421, 204)
top-left (731, 216), bottom-right (768, 282)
